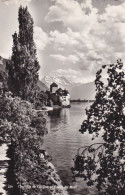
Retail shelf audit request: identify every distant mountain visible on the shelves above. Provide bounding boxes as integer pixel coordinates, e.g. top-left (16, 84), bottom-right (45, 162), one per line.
top-left (42, 75), bottom-right (96, 99)
top-left (69, 81), bottom-right (96, 100)
top-left (42, 75), bottom-right (79, 90)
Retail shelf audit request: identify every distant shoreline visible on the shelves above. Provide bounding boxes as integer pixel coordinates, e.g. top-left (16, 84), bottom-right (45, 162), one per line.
top-left (70, 99), bottom-right (94, 103)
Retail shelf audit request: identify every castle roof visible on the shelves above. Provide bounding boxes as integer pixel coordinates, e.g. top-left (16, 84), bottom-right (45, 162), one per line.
top-left (50, 82), bottom-right (58, 87)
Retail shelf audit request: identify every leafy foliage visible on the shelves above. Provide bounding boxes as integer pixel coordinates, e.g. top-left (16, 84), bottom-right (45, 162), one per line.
top-left (72, 60), bottom-right (125, 195)
top-left (0, 91), bottom-right (52, 194)
top-left (0, 91), bottom-right (47, 144)
top-left (0, 90), bottom-right (68, 195)
top-left (6, 6), bottom-right (40, 102)
top-left (35, 91), bottom-right (48, 109)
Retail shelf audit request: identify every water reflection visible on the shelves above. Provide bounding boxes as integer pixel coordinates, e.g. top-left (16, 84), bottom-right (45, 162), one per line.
top-left (48, 108), bottom-right (70, 132)
top-left (49, 108), bottom-right (70, 124)
top-left (48, 108), bottom-right (62, 118)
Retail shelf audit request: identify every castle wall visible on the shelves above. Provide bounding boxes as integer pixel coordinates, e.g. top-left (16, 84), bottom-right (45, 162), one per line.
top-left (59, 94), bottom-right (70, 106)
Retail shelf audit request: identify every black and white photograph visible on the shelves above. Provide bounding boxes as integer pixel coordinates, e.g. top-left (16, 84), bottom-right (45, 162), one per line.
top-left (0, 0), bottom-right (125, 194)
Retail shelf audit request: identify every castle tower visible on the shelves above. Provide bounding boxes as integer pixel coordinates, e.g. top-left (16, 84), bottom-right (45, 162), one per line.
top-left (50, 82), bottom-right (58, 93)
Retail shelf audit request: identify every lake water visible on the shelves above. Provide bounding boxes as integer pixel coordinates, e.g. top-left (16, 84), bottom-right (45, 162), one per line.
top-left (0, 102), bottom-right (101, 195)
top-left (43, 102), bottom-right (101, 195)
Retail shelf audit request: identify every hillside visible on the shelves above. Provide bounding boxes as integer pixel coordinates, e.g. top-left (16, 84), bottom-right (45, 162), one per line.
top-left (69, 81), bottom-right (96, 100)
top-left (38, 80), bottom-right (49, 92)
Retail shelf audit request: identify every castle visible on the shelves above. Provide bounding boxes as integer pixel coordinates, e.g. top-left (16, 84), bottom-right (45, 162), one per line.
top-left (48, 82), bottom-right (70, 107)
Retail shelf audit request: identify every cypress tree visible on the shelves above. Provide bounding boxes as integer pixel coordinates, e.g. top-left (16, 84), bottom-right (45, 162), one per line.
top-left (6, 6), bottom-right (40, 102)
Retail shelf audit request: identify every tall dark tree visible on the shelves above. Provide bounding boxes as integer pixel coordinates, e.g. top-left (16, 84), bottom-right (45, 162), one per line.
top-left (72, 60), bottom-right (125, 195)
top-left (6, 6), bottom-right (40, 102)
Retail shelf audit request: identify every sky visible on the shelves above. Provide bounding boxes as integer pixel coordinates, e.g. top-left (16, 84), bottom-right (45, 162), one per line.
top-left (0, 0), bottom-right (125, 83)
